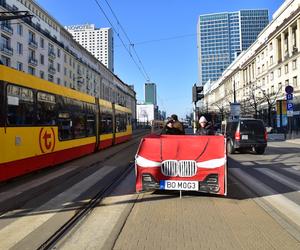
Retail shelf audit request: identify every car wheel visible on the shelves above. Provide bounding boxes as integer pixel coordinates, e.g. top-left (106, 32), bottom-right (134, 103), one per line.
top-left (254, 147), bottom-right (265, 155)
top-left (227, 140), bottom-right (235, 154)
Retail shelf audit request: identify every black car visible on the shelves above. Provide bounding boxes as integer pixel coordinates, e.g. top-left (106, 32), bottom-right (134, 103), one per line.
top-left (225, 118), bottom-right (267, 154)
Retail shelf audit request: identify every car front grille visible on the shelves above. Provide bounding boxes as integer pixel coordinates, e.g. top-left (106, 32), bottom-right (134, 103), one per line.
top-left (161, 160), bottom-right (197, 177)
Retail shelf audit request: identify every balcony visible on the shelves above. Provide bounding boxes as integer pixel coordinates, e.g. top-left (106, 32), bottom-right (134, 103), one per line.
top-left (48, 50), bottom-right (56, 59)
top-left (48, 66), bottom-right (56, 74)
top-left (28, 39), bottom-right (38, 49)
top-left (28, 57), bottom-right (38, 66)
top-left (1, 24), bottom-right (13, 35)
top-left (1, 44), bottom-right (13, 56)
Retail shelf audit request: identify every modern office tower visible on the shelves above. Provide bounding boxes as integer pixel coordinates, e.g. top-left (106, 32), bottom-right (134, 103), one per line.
top-left (197, 10), bottom-right (269, 84)
top-left (145, 82), bottom-right (157, 105)
top-left (66, 24), bottom-right (114, 72)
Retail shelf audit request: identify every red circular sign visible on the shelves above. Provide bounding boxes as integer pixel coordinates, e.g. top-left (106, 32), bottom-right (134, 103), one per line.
top-left (39, 128), bottom-right (56, 153)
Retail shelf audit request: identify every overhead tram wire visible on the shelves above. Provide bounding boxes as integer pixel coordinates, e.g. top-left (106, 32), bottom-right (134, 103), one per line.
top-left (102, 0), bottom-right (150, 82)
top-left (133, 33), bottom-right (197, 46)
top-left (93, 0), bottom-right (150, 82)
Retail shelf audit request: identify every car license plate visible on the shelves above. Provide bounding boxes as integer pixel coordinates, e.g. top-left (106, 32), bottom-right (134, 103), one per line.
top-left (160, 180), bottom-right (199, 191)
top-left (242, 134), bottom-right (248, 140)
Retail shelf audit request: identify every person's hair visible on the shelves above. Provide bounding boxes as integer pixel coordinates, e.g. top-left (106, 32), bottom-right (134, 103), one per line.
top-left (171, 114), bottom-right (178, 121)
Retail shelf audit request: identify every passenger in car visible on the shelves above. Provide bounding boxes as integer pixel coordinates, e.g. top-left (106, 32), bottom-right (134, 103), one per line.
top-left (196, 116), bottom-right (215, 135)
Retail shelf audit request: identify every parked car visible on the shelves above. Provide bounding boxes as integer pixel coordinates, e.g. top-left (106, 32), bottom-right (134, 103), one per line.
top-left (225, 118), bottom-right (267, 154)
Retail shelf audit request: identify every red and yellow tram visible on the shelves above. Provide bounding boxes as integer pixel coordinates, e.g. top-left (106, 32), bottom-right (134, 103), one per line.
top-left (0, 65), bottom-right (132, 182)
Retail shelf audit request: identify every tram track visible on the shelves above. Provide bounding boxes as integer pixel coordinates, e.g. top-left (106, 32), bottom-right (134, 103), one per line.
top-left (37, 163), bottom-right (134, 250)
top-left (0, 130), bottom-right (148, 250)
top-left (0, 131), bottom-right (149, 213)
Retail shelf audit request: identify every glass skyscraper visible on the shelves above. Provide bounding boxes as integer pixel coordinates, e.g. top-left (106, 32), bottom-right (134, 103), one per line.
top-left (197, 10), bottom-right (269, 85)
top-left (145, 83), bottom-right (157, 105)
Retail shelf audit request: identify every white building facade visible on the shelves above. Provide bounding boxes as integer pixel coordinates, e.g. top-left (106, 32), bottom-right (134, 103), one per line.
top-left (203, 0), bottom-right (300, 131)
top-left (0, 0), bottom-right (135, 119)
top-left (65, 24), bottom-right (114, 72)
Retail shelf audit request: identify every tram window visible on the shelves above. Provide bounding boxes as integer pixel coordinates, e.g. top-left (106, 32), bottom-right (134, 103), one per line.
top-left (86, 103), bottom-right (96, 136)
top-left (128, 114), bottom-right (132, 125)
top-left (57, 112), bottom-right (72, 140)
top-left (116, 112), bottom-right (126, 132)
top-left (57, 95), bottom-right (72, 140)
top-left (71, 99), bottom-right (86, 138)
top-left (0, 84), bottom-right (4, 126)
top-left (6, 84), bottom-right (35, 125)
top-left (100, 108), bottom-right (113, 134)
top-left (37, 92), bottom-right (56, 125)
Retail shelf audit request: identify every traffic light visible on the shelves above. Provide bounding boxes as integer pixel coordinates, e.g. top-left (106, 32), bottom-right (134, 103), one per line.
top-left (192, 84), bottom-right (204, 102)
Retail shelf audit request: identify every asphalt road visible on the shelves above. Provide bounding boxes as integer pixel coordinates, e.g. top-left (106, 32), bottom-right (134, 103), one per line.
top-left (59, 140), bottom-right (300, 250)
top-left (1, 136), bottom-right (300, 250)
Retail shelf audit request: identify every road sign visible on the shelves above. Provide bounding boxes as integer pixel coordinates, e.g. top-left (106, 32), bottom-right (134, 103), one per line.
top-left (286, 93), bottom-right (293, 101)
top-left (287, 110), bottom-right (293, 117)
top-left (287, 102), bottom-right (294, 111)
top-left (285, 85), bottom-right (294, 94)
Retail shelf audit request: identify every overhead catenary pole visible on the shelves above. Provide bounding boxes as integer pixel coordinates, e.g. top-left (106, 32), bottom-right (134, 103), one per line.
top-left (193, 101), bottom-right (197, 134)
top-left (233, 80), bottom-right (237, 103)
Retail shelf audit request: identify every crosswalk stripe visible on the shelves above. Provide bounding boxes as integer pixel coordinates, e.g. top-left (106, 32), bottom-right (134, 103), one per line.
top-left (0, 165), bottom-right (79, 202)
top-left (255, 167), bottom-right (300, 191)
top-left (231, 168), bottom-right (300, 227)
top-left (0, 165), bottom-right (114, 250)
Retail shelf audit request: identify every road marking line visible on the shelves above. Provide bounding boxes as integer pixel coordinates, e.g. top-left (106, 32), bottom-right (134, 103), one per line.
top-left (0, 166), bottom-right (114, 250)
top-left (231, 168), bottom-right (300, 227)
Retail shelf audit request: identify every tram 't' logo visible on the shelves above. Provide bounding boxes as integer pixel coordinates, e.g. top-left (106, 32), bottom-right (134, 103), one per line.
top-left (39, 128), bottom-right (56, 153)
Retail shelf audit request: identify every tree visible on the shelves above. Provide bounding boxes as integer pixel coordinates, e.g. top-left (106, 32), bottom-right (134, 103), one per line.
top-left (259, 85), bottom-right (283, 126)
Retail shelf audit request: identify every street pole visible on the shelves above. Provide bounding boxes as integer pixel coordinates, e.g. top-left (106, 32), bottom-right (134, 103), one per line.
top-left (193, 102), bottom-right (197, 134)
top-left (233, 80), bottom-right (236, 103)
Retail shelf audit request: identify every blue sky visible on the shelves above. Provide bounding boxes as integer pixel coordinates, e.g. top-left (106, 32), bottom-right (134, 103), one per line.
top-left (36, 0), bottom-right (284, 119)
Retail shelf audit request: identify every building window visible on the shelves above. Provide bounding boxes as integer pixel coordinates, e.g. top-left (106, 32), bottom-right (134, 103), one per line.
top-left (57, 63), bottom-right (60, 72)
top-left (40, 71), bottom-right (44, 79)
top-left (270, 56), bottom-right (273, 65)
top-left (292, 60), bottom-right (297, 70)
top-left (28, 66), bottom-right (35, 75)
top-left (270, 72), bottom-right (274, 80)
top-left (57, 48), bottom-right (60, 58)
top-left (293, 76), bottom-right (297, 86)
top-left (40, 37), bottom-right (44, 48)
top-left (17, 24), bottom-right (23, 35)
top-left (17, 42), bottom-right (23, 55)
top-left (269, 42), bottom-right (273, 51)
top-left (285, 79), bottom-right (289, 86)
top-left (28, 49), bottom-right (36, 61)
top-left (29, 30), bottom-right (36, 43)
top-left (48, 74), bottom-right (53, 82)
top-left (278, 68), bottom-right (281, 77)
top-left (40, 54), bottom-right (44, 65)
top-left (57, 78), bottom-right (61, 84)
top-left (17, 62), bottom-right (23, 71)
top-left (285, 64), bottom-right (288, 74)
top-left (1, 55), bottom-right (10, 66)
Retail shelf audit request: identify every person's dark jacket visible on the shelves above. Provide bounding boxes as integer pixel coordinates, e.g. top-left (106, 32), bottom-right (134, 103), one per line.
top-left (196, 123), bottom-right (215, 135)
top-left (161, 121), bottom-right (185, 135)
